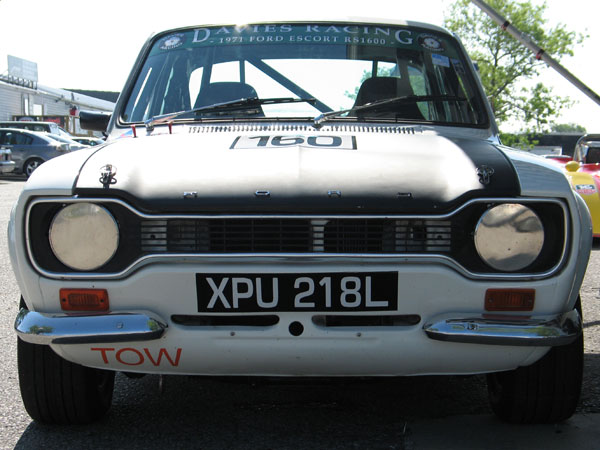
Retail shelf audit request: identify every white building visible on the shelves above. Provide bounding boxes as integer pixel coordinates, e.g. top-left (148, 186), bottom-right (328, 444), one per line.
top-left (0, 76), bottom-right (115, 136)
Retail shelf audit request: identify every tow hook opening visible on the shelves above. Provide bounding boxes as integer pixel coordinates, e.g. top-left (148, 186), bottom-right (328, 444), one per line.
top-left (289, 321), bottom-right (304, 336)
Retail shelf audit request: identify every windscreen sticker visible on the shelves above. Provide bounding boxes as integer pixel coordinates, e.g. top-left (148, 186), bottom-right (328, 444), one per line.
top-left (418, 34), bottom-right (445, 52)
top-left (230, 135), bottom-right (357, 150)
top-left (160, 33), bottom-right (186, 50)
top-left (432, 53), bottom-right (450, 67)
top-left (150, 24), bottom-right (461, 59)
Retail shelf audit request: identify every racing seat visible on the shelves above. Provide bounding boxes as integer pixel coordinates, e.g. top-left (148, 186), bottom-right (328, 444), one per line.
top-left (352, 76), bottom-right (425, 120)
top-left (194, 82), bottom-right (264, 116)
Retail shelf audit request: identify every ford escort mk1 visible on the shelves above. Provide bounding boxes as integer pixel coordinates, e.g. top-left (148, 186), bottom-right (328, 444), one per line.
top-left (9, 19), bottom-right (591, 424)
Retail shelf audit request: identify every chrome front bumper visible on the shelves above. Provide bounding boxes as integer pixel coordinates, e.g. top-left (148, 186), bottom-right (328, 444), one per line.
top-left (424, 309), bottom-right (582, 346)
top-left (15, 308), bottom-right (581, 347)
top-left (15, 309), bottom-right (166, 344)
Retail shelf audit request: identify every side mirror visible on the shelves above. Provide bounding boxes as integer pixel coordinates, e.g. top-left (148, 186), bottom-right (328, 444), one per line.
top-left (79, 110), bottom-right (111, 132)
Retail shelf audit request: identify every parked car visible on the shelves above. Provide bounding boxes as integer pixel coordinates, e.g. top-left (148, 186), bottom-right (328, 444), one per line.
top-left (0, 146), bottom-right (15, 174)
top-left (10, 19), bottom-right (592, 425)
top-left (0, 121), bottom-right (72, 138)
top-left (545, 135), bottom-right (600, 237)
top-left (72, 137), bottom-right (105, 146)
top-left (46, 134), bottom-right (89, 151)
top-left (0, 128), bottom-right (71, 177)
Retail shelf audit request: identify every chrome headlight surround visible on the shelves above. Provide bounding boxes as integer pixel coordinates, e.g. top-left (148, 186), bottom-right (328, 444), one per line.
top-left (49, 203), bottom-right (119, 271)
top-left (474, 203), bottom-right (544, 272)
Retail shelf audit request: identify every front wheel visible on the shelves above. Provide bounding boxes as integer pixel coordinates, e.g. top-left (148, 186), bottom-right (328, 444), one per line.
top-left (23, 158), bottom-right (43, 178)
top-left (487, 301), bottom-right (583, 424)
top-left (17, 337), bottom-right (115, 424)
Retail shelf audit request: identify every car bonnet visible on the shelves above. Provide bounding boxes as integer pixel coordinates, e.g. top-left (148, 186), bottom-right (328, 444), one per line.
top-left (74, 128), bottom-right (519, 214)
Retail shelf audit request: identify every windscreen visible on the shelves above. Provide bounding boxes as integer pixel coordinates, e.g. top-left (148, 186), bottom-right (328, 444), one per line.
top-left (122, 23), bottom-right (488, 126)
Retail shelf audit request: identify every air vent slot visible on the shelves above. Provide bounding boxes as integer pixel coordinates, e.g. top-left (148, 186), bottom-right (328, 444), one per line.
top-left (312, 315), bottom-right (421, 327)
top-left (192, 124), bottom-right (421, 134)
top-left (140, 218), bottom-right (453, 254)
top-left (172, 315), bottom-right (279, 327)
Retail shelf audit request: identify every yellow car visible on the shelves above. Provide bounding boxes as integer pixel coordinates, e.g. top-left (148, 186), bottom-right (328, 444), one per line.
top-left (565, 160), bottom-right (600, 237)
top-left (556, 134), bottom-right (600, 238)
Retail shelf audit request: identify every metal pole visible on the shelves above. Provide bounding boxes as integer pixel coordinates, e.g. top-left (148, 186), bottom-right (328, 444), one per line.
top-left (469, 0), bottom-right (600, 107)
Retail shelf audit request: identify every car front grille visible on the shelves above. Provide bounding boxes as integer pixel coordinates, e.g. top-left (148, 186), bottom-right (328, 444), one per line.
top-left (140, 218), bottom-right (453, 254)
top-left (27, 198), bottom-right (567, 277)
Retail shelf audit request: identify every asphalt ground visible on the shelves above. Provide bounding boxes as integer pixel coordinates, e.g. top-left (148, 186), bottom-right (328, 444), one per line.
top-left (1, 173), bottom-right (600, 449)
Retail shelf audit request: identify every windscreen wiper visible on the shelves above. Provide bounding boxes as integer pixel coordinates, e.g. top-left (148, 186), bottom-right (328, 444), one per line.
top-left (144, 97), bottom-right (316, 131)
top-left (313, 94), bottom-right (466, 127)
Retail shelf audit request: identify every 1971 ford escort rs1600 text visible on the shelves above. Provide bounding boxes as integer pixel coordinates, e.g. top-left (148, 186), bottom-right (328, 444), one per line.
top-left (9, 19), bottom-right (592, 425)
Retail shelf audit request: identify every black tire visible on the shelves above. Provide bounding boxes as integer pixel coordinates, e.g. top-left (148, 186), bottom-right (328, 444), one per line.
top-left (486, 300), bottom-right (583, 424)
top-left (23, 158), bottom-right (43, 178)
top-left (17, 337), bottom-right (115, 425)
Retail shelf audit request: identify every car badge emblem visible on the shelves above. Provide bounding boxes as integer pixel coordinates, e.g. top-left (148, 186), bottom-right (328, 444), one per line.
top-left (99, 164), bottom-right (117, 188)
top-left (477, 165), bottom-right (494, 185)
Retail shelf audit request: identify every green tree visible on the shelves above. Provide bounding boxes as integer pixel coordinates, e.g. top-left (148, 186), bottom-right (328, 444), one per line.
top-left (444, 0), bottom-right (585, 131)
top-left (550, 122), bottom-right (587, 133)
top-left (498, 132), bottom-right (538, 149)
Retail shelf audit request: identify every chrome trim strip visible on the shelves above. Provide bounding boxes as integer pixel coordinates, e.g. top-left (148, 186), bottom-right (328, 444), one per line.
top-left (14, 309), bottom-right (167, 345)
top-left (26, 196), bottom-right (566, 220)
top-left (423, 309), bottom-right (581, 347)
top-left (25, 196), bottom-right (569, 281)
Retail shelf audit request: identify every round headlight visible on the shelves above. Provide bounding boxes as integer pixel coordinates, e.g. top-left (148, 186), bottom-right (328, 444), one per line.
top-left (474, 204), bottom-right (544, 272)
top-left (49, 203), bottom-right (119, 271)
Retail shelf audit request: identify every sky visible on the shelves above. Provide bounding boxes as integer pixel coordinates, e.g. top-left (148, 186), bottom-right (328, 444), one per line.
top-left (0, 0), bottom-right (598, 132)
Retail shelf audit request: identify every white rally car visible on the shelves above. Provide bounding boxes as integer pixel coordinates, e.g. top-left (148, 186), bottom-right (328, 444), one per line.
top-left (9, 19), bottom-right (592, 425)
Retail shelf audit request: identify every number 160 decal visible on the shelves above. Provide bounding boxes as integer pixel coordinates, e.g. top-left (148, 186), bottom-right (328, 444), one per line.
top-left (231, 135), bottom-right (357, 150)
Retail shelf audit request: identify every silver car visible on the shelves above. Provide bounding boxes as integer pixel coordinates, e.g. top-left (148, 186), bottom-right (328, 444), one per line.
top-left (0, 128), bottom-right (71, 177)
top-left (0, 146), bottom-right (15, 174)
top-left (46, 133), bottom-right (89, 151)
top-left (72, 136), bottom-right (105, 146)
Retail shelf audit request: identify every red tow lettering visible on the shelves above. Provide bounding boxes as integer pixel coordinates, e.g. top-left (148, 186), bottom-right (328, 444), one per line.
top-left (91, 347), bottom-right (182, 367)
top-left (91, 347), bottom-right (115, 363)
top-left (144, 348), bottom-right (182, 367)
top-left (116, 348), bottom-right (144, 366)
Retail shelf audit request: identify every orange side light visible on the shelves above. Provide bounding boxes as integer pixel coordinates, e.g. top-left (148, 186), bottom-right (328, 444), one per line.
top-left (60, 289), bottom-right (109, 311)
top-left (485, 289), bottom-right (535, 312)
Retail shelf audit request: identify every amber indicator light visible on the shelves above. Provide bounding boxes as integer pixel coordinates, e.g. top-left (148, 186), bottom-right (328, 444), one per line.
top-left (485, 289), bottom-right (535, 311)
top-left (60, 289), bottom-right (109, 311)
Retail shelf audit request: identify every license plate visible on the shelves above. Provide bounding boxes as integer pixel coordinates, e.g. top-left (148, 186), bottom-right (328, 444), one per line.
top-left (196, 272), bottom-right (398, 312)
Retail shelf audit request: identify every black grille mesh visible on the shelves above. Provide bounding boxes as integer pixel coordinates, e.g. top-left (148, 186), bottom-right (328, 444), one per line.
top-left (141, 218), bottom-right (452, 254)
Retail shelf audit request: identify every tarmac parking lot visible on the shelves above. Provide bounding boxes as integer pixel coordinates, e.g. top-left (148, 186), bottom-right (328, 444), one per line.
top-left (2, 174), bottom-right (600, 449)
